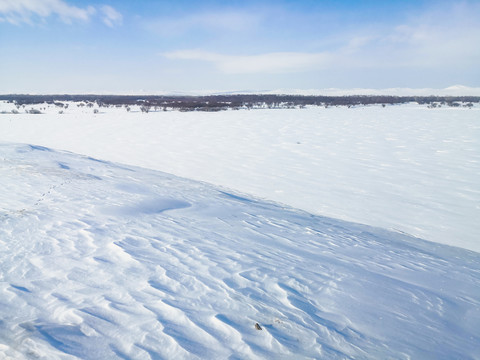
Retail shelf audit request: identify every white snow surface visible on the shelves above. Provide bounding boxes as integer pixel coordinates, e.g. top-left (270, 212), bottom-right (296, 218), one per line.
top-left (0, 102), bottom-right (479, 252)
top-left (1, 143), bottom-right (479, 359)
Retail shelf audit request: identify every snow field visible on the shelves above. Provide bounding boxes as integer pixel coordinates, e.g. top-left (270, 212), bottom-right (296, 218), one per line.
top-left (0, 102), bottom-right (479, 252)
top-left (1, 144), bottom-right (479, 359)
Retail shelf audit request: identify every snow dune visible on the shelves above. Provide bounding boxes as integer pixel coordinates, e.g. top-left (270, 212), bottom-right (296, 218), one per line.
top-left (1, 144), bottom-right (479, 359)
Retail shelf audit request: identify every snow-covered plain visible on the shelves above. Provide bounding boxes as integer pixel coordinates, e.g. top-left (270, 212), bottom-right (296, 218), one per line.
top-left (0, 102), bottom-right (479, 252)
top-left (1, 143), bottom-right (479, 359)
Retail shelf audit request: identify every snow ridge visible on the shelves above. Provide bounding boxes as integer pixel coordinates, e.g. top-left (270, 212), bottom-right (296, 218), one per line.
top-left (1, 144), bottom-right (479, 359)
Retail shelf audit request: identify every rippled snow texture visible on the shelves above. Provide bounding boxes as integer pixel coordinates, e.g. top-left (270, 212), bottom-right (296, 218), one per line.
top-left (1, 144), bottom-right (479, 359)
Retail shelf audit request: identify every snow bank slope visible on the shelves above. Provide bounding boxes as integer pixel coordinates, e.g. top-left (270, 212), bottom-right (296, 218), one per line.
top-left (1, 144), bottom-right (479, 359)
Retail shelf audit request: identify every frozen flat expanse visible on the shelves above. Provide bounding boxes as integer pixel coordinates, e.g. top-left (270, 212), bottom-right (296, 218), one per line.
top-left (0, 102), bottom-right (479, 252)
top-left (1, 143), bottom-right (479, 359)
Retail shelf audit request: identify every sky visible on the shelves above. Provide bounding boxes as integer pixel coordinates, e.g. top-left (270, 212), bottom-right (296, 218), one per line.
top-left (1, 0), bottom-right (479, 94)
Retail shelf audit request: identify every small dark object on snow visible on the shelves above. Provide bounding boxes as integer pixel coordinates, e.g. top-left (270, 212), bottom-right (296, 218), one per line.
top-left (255, 323), bottom-right (262, 330)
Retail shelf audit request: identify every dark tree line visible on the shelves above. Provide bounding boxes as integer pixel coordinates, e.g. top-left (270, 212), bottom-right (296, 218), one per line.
top-left (1, 94), bottom-right (478, 111)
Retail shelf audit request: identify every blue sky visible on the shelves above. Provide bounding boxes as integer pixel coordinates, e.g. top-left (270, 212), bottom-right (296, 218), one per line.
top-left (1, 0), bottom-right (479, 93)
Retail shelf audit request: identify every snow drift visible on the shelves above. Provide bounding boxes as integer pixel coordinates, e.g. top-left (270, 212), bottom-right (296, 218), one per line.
top-left (1, 144), bottom-right (479, 359)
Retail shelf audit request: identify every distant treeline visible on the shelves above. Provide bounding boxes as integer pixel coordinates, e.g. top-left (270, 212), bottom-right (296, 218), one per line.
top-left (1, 94), bottom-right (479, 111)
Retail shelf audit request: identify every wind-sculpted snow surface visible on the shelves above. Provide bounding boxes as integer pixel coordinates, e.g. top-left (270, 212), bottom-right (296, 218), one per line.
top-left (1, 104), bottom-right (479, 252)
top-left (1, 144), bottom-right (479, 359)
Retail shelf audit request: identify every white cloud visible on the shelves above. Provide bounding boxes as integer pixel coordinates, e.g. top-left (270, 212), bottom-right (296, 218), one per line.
top-left (0, 0), bottom-right (95, 24)
top-left (164, 50), bottom-right (332, 74)
top-left (380, 3), bottom-right (478, 66)
top-left (304, 2), bottom-right (480, 71)
top-left (159, 2), bottom-right (479, 77)
top-left (101, 5), bottom-right (122, 28)
top-left (146, 10), bottom-right (261, 36)
top-left (0, 0), bottom-right (123, 27)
